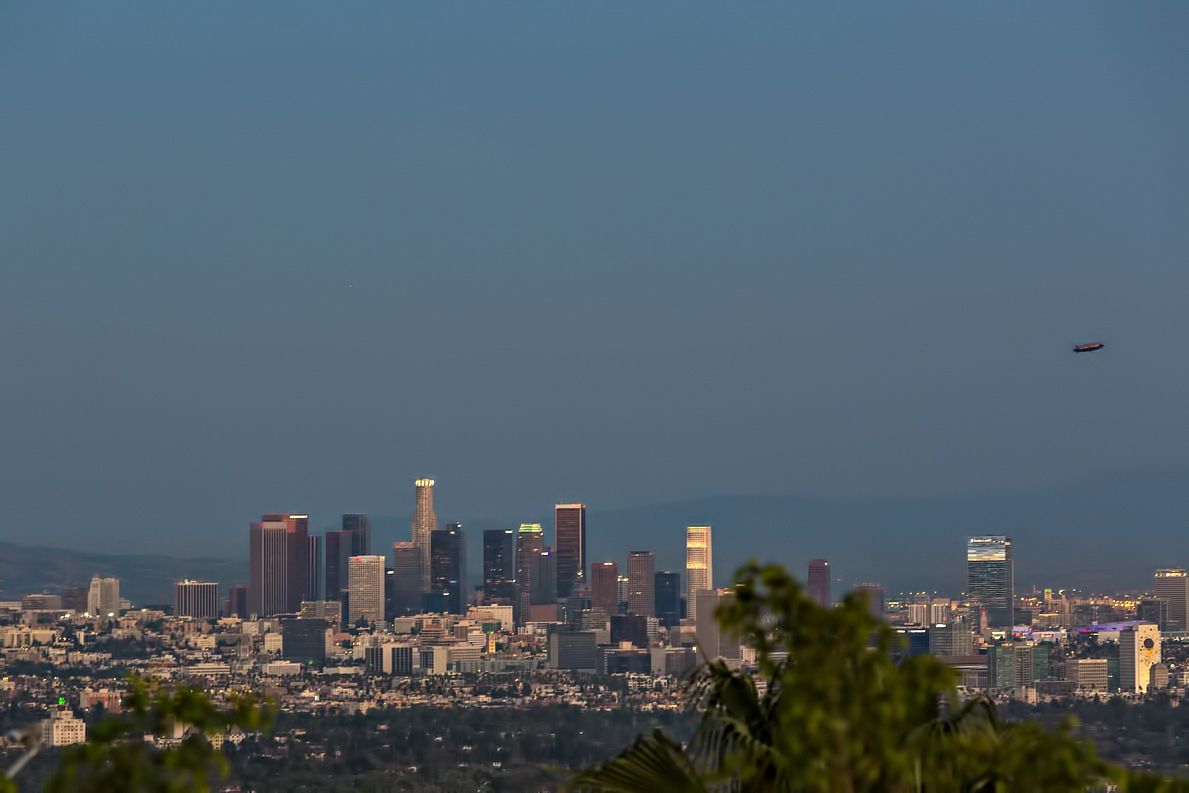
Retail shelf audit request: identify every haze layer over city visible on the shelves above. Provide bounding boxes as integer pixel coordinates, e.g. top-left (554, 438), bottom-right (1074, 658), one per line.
top-left (2, 5), bottom-right (1187, 594)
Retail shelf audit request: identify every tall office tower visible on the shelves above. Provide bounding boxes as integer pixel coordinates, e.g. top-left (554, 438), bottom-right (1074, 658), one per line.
top-left (590, 561), bottom-right (620, 615)
top-left (694, 588), bottom-right (741, 661)
top-left (967, 536), bottom-right (1013, 628)
top-left (654, 571), bottom-right (681, 627)
top-left (307, 535), bottom-right (323, 602)
top-left (87, 575), bottom-right (121, 616)
top-left (1120, 624), bottom-right (1161, 693)
top-left (483, 529), bottom-right (517, 601)
top-left (412, 479), bottom-right (438, 592)
top-left (391, 542), bottom-right (423, 617)
top-left (228, 584), bottom-right (249, 619)
top-left (1154, 570), bottom-right (1189, 631)
top-left (249, 514), bottom-right (309, 616)
top-left (808, 559), bottom-right (831, 608)
top-left (532, 549), bottom-right (557, 606)
top-left (686, 526), bottom-right (713, 619)
top-left (853, 583), bottom-right (885, 620)
top-left (174, 580), bottom-right (219, 620)
top-left (554, 504), bottom-right (586, 599)
top-left (430, 523), bottom-right (467, 615)
top-left (348, 555), bottom-right (386, 625)
top-left (342, 513), bottom-right (371, 556)
top-left (627, 551), bottom-right (655, 617)
top-left (324, 531), bottom-right (352, 603)
top-left (515, 523), bottom-right (545, 619)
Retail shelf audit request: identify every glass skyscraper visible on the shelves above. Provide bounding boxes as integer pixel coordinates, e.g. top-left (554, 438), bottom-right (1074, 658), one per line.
top-left (482, 528), bottom-right (517, 601)
top-left (554, 504), bottom-right (586, 599)
top-left (967, 535), bottom-right (1014, 628)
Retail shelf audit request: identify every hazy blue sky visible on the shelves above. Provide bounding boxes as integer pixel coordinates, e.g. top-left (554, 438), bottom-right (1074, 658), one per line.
top-left (1, 3), bottom-right (1186, 562)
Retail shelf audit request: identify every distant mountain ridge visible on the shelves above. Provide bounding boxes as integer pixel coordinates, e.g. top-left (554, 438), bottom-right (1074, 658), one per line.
top-left (0, 542), bottom-right (246, 606)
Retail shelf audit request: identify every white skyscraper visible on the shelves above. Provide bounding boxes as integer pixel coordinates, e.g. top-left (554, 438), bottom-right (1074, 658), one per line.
top-left (86, 575), bottom-right (120, 617)
top-left (686, 526), bottom-right (713, 619)
top-left (348, 555), bottom-right (386, 626)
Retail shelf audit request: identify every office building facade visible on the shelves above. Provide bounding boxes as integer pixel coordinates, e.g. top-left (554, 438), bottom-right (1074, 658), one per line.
top-left (430, 523), bottom-right (467, 614)
top-left (515, 523), bottom-right (545, 620)
top-left (555, 504), bottom-right (586, 599)
top-left (1154, 570), bottom-right (1189, 632)
top-left (853, 583), bottom-right (885, 620)
top-left (655, 571), bottom-right (681, 627)
top-left (1120, 623), bottom-right (1161, 694)
top-left (686, 526), bottom-right (713, 619)
top-left (808, 559), bottom-right (830, 608)
top-left (348, 555), bottom-right (386, 625)
top-left (174, 580), bottom-right (219, 620)
top-left (483, 528), bottom-right (517, 601)
top-left (591, 561), bottom-right (619, 615)
top-left (967, 535), bottom-right (1013, 628)
top-left (412, 479), bottom-right (438, 592)
top-left (627, 551), bottom-right (655, 617)
top-left (390, 542), bottom-right (423, 617)
top-left (87, 575), bottom-right (121, 617)
top-left (249, 514), bottom-right (309, 617)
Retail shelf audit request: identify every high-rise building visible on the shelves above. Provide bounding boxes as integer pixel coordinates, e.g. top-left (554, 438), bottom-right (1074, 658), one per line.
top-left (531, 549), bottom-right (557, 606)
top-left (967, 536), bottom-right (1013, 628)
top-left (249, 514), bottom-right (309, 617)
top-left (555, 504), bottom-right (586, 599)
top-left (654, 571), bottom-right (681, 627)
top-left (1138, 599), bottom-right (1170, 631)
top-left (686, 526), bottom-right (713, 619)
top-left (390, 542), bottom-right (423, 617)
top-left (348, 555), bottom-right (386, 625)
top-left (174, 580), bottom-right (219, 620)
top-left (808, 559), bottom-right (830, 608)
top-left (87, 575), bottom-right (120, 617)
top-left (694, 588), bottom-right (740, 662)
top-left (1120, 623), bottom-right (1161, 693)
top-left (1154, 570), bottom-right (1189, 632)
top-left (853, 583), bottom-right (885, 620)
top-left (324, 531), bottom-right (352, 603)
top-left (627, 551), bottom-right (655, 617)
top-left (483, 529), bottom-right (517, 601)
top-left (342, 513), bottom-right (371, 556)
top-left (307, 535), bottom-right (323, 602)
top-left (591, 561), bottom-right (620, 615)
top-left (430, 523), bottom-right (467, 614)
top-left (228, 584), bottom-right (249, 619)
top-left (412, 479), bottom-right (438, 592)
top-left (516, 523), bottom-right (545, 621)
top-left (62, 587), bottom-right (88, 614)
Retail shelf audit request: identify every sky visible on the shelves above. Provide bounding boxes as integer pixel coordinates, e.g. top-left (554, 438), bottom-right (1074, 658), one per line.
top-left (1, 3), bottom-right (1187, 572)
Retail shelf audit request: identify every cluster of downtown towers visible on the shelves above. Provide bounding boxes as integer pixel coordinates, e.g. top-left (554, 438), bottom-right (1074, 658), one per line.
top-left (243, 480), bottom-right (717, 625)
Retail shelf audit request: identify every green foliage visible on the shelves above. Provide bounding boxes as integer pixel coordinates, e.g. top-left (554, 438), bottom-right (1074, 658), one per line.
top-left (570, 561), bottom-right (1181, 792)
top-left (44, 676), bottom-right (273, 793)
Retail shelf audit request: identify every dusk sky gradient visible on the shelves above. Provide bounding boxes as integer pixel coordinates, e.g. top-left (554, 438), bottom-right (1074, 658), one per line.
top-left (1, 4), bottom-right (1187, 578)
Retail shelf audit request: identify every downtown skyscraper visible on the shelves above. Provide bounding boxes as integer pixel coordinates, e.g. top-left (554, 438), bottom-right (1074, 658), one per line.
top-left (412, 479), bottom-right (438, 592)
top-left (430, 523), bottom-right (467, 615)
top-left (554, 504), bottom-right (586, 599)
top-left (627, 551), bottom-right (655, 617)
top-left (516, 522), bottom-right (545, 621)
top-left (808, 559), bottom-right (831, 608)
top-left (591, 561), bottom-right (619, 615)
top-left (248, 513), bottom-right (309, 617)
top-left (326, 514), bottom-right (372, 602)
top-left (482, 529), bottom-right (517, 601)
top-left (967, 535), bottom-right (1014, 628)
top-left (686, 525), bottom-right (713, 619)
